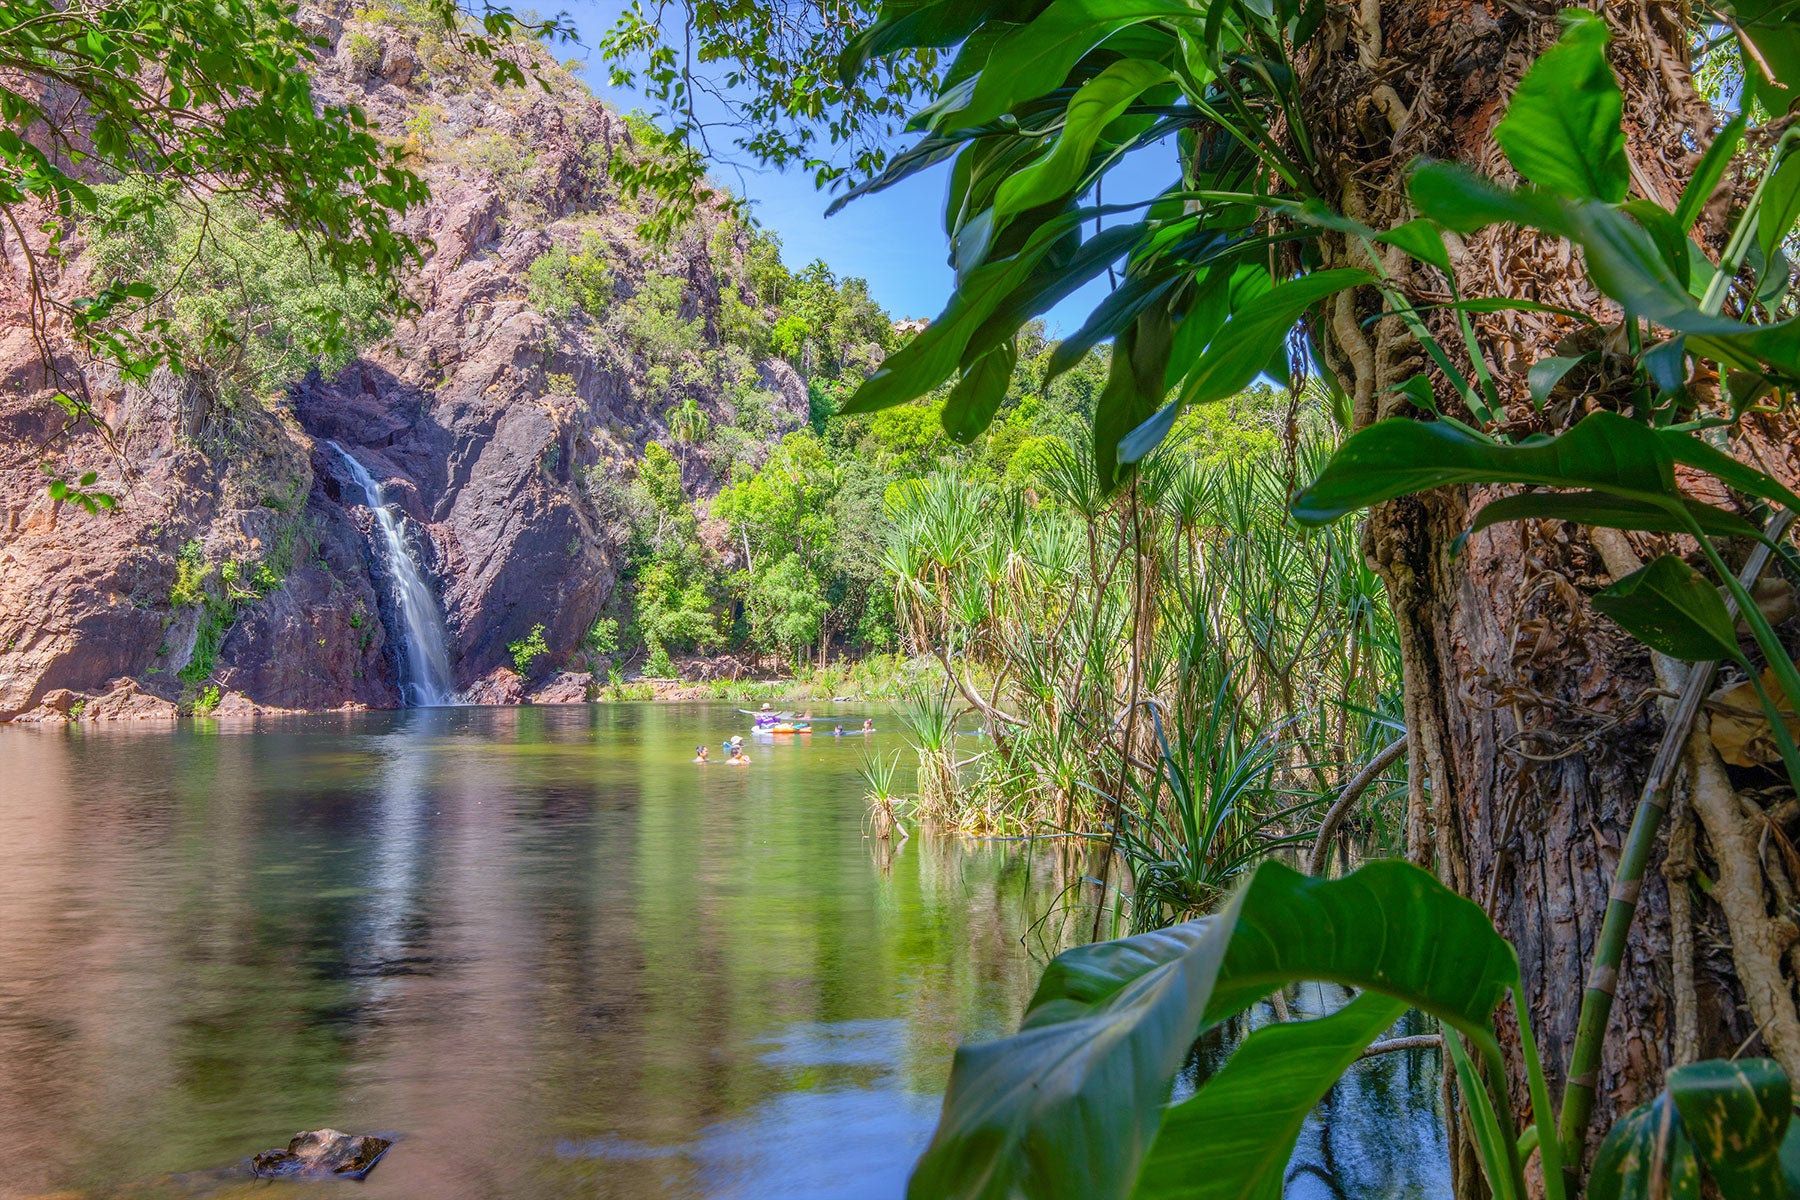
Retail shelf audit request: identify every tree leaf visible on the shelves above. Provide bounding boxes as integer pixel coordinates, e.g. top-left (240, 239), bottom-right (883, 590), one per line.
top-left (1732, 0), bottom-right (1800, 118)
top-left (1589, 1093), bottom-right (1702, 1200)
top-left (907, 860), bottom-right (1518, 1200)
top-left (1117, 268), bottom-right (1371, 466)
top-left (840, 213), bottom-right (1083, 416)
top-left (942, 338), bottom-right (1020, 443)
top-left (1591, 554), bottom-right (1742, 664)
top-left (1667, 1059), bottom-right (1793, 1199)
top-left (1527, 355), bottom-right (1588, 408)
top-left (994, 59), bottom-right (1173, 219)
top-left (1408, 161), bottom-right (1570, 236)
top-left (1129, 993), bottom-right (1408, 1200)
top-left (1493, 9), bottom-right (1628, 203)
top-left (946, 0), bottom-right (1203, 130)
top-left (1760, 148), bottom-right (1800, 268)
top-left (1458, 491), bottom-right (1761, 557)
top-left (1291, 411), bottom-right (1678, 527)
top-left (1675, 113), bottom-right (1746, 235)
top-left (1660, 429), bottom-right (1800, 513)
top-left (906, 908), bottom-right (1235, 1200)
top-left (1623, 200), bottom-right (1691, 291)
top-left (1377, 218), bottom-right (1452, 275)
top-left (973, 220), bottom-right (1153, 357)
top-left (1094, 299), bottom-right (1176, 494)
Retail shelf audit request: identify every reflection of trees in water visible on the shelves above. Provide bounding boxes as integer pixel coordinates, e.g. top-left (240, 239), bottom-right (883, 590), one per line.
top-left (2, 705), bottom-right (1071, 1198)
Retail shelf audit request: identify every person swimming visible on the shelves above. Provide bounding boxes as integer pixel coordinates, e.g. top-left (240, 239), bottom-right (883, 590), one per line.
top-left (861, 719), bottom-right (875, 733)
top-left (726, 743), bottom-right (751, 764)
top-left (832, 724), bottom-right (845, 736)
top-left (692, 745), bottom-right (709, 763)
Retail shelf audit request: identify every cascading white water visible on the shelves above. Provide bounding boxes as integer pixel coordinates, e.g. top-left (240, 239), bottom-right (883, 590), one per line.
top-left (327, 442), bottom-right (461, 707)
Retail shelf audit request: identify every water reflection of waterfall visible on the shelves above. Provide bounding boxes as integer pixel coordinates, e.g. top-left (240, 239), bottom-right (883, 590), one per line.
top-left (327, 442), bottom-right (461, 707)
top-left (355, 712), bottom-right (441, 1002)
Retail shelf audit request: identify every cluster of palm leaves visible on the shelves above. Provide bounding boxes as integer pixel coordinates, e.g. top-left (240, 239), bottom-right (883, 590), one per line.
top-left (882, 428), bottom-right (1406, 928)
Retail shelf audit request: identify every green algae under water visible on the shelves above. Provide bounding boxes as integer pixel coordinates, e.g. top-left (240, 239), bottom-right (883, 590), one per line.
top-left (0, 704), bottom-right (1448, 1199)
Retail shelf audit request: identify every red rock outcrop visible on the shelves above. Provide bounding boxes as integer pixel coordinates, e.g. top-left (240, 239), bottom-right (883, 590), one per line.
top-left (0, 7), bottom-right (800, 719)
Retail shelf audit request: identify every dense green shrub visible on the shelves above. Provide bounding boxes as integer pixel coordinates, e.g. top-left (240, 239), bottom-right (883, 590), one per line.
top-left (508, 623), bottom-right (549, 676)
top-left (88, 188), bottom-right (391, 408)
top-left (527, 232), bottom-right (615, 319)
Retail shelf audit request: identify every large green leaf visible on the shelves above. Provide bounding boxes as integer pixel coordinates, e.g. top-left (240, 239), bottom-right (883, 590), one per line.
top-left (1675, 113), bottom-right (1747, 235)
top-left (1761, 148), bottom-right (1800, 267)
top-left (1116, 268), bottom-right (1370, 466)
top-left (907, 860), bottom-right (1518, 1200)
top-left (942, 338), bottom-right (1019, 443)
top-left (1459, 491), bottom-right (1761, 554)
top-left (1668, 1059), bottom-right (1793, 1198)
top-left (906, 909), bottom-right (1233, 1200)
top-left (1493, 9), bottom-right (1628, 203)
top-left (1290, 411), bottom-right (1678, 526)
top-left (946, 0), bottom-right (1204, 130)
top-left (1408, 161), bottom-right (1570, 236)
top-left (1590, 1093), bottom-right (1702, 1200)
top-left (1733, 0), bottom-right (1800, 117)
top-left (1590, 1060), bottom-right (1792, 1200)
top-left (1094, 300), bottom-right (1176, 493)
top-left (1130, 993), bottom-right (1408, 1200)
top-left (839, 213), bottom-right (1082, 416)
top-left (994, 58), bottom-right (1173, 219)
top-left (1591, 554), bottom-right (1743, 663)
top-left (1660, 429), bottom-right (1800, 512)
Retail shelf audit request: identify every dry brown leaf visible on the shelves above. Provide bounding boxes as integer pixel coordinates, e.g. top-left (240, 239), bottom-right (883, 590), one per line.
top-left (1708, 667), bottom-right (1800, 768)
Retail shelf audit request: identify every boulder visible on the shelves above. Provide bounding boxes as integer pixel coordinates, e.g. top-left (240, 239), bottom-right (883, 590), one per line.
top-left (528, 670), bottom-right (593, 704)
top-left (252, 1129), bottom-right (392, 1181)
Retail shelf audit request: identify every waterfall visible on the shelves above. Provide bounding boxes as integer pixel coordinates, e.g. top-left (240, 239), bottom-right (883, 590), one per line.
top-left (327, 442), bottom-right (461, 707)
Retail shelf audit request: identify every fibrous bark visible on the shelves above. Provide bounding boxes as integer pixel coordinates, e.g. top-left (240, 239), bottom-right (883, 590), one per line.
top-left (1300, 0), bottom-right (1800, 1184)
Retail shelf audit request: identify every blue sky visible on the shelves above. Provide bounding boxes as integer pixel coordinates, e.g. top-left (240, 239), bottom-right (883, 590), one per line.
top-left (556, 2), bottom-right (1170, 332)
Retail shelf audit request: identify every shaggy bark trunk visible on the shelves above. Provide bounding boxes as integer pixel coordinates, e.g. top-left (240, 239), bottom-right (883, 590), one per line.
top-left (1299, 1), bottom-right (1800, 1190)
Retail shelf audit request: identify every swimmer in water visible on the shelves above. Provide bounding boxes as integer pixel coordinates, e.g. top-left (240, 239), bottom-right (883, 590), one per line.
top-left (832, 724), bottom-right (844, 736)
top-left (727, 744), bottom-right (751, 764)
top-left (862, 718), bottom-right (875, 733)
top-left (692, 745), bottom-right (709, 763)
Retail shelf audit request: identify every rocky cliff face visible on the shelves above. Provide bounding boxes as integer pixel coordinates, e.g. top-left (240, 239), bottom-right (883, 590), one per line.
top-left (0, 5), bottom-right (807, 720)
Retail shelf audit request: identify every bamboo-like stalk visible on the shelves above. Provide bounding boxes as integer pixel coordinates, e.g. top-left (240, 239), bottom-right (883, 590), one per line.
top-left (1557, 510), bottom-right (1795, 1167)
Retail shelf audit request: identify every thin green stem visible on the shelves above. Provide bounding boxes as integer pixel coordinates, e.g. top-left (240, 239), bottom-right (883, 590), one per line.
top-left (1514, 989), bottom-right (1566, 1200)
top-left (1557, 509), bottom-right (1795, 1170)
top-left (1700, 128), bottom-right (1799, 317)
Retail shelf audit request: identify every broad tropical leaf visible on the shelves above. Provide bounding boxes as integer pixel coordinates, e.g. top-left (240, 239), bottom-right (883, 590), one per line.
top-left (993, 59), bottom-right (1174, 220)
top-left (1459, 491), bottom-right (1761, 554)
top-left (1667, 1059), bottom-right (1793, 1199)
top-left (1118, 269), bottom-right (1371, 466)
top-left (1493, 10), bottom-right (1628, 203)
top-left (1290, 411), bottom-right (1678, 526)
top-left (942, 338), bottom-right (1019, 443)
top-left (839, 213), bottom-right (1082, 415)
top-left (1129, 993), bottom-right (1408, 1199)
top-left (946, 0), bottom-right (1203, 130)
top-left (1589, 1093), bottom-right (1702, 1200)
top-left (907, 860), bottom-right (1518, 1200)
top-left (1590, 1060), bottom-right (1792, 1200)
top-left (1731, 0), bottom-right (1800, 117)
top-left (1675, 113), bottom-right (1746, 235)
top-left (1591, 554), bottom-right (1743, 664)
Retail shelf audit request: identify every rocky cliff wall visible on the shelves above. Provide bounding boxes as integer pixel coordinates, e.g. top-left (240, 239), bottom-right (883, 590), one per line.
top-left (0, 5), bottom-right (809, 720)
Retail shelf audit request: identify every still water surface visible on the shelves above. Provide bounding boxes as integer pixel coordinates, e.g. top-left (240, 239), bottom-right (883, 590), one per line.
top-left (0, 704), bottom-right (1449, 1199)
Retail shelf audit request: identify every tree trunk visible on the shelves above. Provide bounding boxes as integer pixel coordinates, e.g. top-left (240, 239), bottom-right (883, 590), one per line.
top-left (1300, 1), bottom-right (1800, 1187)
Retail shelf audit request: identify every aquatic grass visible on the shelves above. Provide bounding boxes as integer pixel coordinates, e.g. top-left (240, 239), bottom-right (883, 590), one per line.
top-left (860, 748), bottom-right (910, 842)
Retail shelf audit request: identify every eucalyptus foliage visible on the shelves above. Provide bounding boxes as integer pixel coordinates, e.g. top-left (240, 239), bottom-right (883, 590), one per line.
top-left (3, 0), bottom-right (568, 499)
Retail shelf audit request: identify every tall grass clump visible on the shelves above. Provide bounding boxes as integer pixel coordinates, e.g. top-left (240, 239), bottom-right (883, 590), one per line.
top-left (879, 414), bottom-right (1405, 935)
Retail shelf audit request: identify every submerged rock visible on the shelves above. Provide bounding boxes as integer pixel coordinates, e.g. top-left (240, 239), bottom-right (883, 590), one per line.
top-left (251, 1129), bottom-right (392, 1181)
